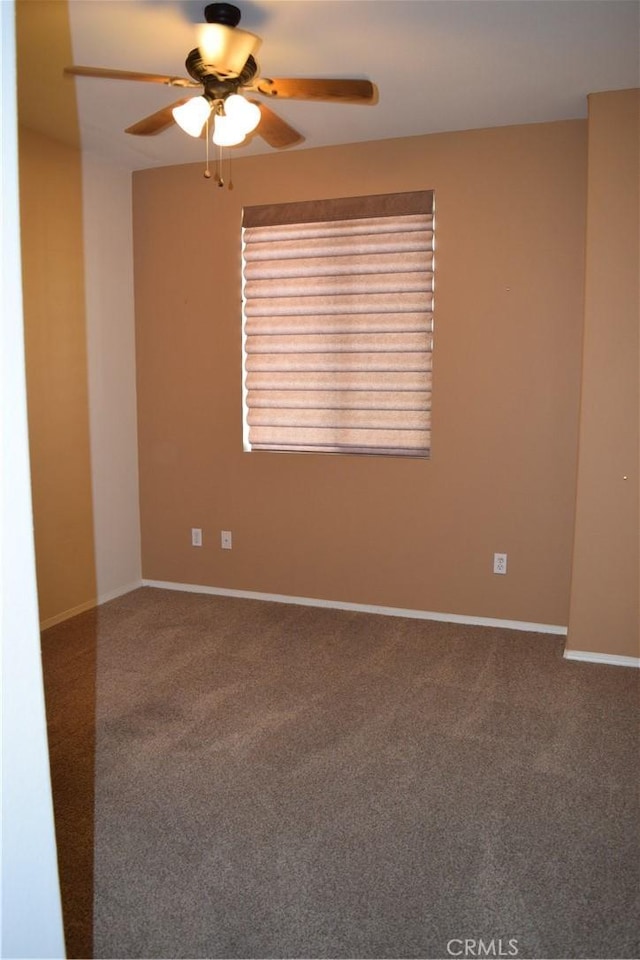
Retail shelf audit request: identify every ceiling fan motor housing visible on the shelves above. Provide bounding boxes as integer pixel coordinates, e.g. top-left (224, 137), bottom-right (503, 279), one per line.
top-left (185, 48), bottom-right (258, 100)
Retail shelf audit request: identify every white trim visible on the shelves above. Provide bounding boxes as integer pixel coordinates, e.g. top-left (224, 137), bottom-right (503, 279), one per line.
top-left (2, 2), bottom-right (66, 952)
top-left (97, 579), bottom-right (144, 607)
top-left (40, 580), bottom-right (143, 630)
top-left (563, 650), bottom-right (640, 669)
top-left (141, 579), bottom-right (568, 635)
top-left (40, 600), bottom-right (96, 631)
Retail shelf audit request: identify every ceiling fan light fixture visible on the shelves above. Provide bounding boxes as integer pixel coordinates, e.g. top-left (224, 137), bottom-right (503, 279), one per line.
top-left (197, 23), bottom-right (261, 78)
top-left (213, 113), bottom-right (246, 146)
top-left (223, 93), bottom-right (261, 134)
top-left (172, 96), bottom-right (211, 137)
top-left (65, 2), bottom-right (376, 157)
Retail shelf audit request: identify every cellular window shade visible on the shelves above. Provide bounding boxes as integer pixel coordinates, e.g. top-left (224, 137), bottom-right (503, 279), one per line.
top-left (242, 191), bottom-right (434, 457)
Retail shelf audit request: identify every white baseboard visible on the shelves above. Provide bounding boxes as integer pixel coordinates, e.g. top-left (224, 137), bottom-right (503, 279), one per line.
top-left (563, 650), bottom-right (640, 669)
top-left (141, 578), bottom-right (568, 636)
top-left (39, 580), bottom-right (143, 630)
top-left (97, 579), bottom-right (143, 607)
top-left (40, 599), bottom-right (98, 631)
top-left (44, 578), bottom-right (637, 666)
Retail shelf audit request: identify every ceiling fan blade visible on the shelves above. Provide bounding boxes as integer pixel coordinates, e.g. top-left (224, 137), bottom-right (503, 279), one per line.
top-left (253, 102), bottom-right (304, 149)
top-left (125, 99), bottom-right (190, 136)
top-left (254, 78), bottom-right (375, 103)
top-left (64, 66), bottom-right (198, 89)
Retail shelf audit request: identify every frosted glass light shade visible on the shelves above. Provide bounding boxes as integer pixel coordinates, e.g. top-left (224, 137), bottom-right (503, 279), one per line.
top-left (172, 97), bottom-right (211, 137)
top-left (213, 114), bottom-right (245, 147)
top-left (198, 23), bottom-right (261, 78)
top-left (224, 94), bottom-right (261, 134)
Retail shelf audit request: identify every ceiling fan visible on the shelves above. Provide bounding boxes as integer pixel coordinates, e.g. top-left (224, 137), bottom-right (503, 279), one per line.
top-left (64, 2), bottom-right (376, 151)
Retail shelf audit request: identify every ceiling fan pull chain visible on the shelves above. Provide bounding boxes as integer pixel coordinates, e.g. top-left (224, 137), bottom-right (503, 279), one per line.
top-left (228, 152), bottom-right (234, 190)
top-left (204, 115), bottom-right (212, 178)
top-left (217, 142), bottom-right (224, 187)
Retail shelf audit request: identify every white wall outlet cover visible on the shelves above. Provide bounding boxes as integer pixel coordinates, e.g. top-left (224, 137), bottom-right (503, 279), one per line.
top-left (493, 552), bottom-right (507, 574)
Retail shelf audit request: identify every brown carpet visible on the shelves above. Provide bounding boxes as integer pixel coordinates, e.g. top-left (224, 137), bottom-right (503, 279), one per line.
top-left (41, 587), bottom-right (639, 959)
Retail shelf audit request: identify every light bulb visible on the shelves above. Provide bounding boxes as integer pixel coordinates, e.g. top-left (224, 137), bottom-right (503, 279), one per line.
top-left (197, 23), bottom-right (261, 78)
top-left (213, 114), bottom-right (245, 147)
top-left (172, 97), bottom-right (211, 137)
top-left (224, 94), bottom-right (261, 134)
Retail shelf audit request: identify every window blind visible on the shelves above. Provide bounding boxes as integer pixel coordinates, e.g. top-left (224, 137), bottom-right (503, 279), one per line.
top-left (242, 191), bottom-right (434, 457)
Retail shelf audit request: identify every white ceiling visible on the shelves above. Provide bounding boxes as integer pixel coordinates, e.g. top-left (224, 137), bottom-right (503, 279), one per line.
top-left (41, 1), bottom-right (640, 170)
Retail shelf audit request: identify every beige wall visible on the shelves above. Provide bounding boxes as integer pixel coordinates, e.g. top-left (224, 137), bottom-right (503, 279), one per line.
top-left (133, 120), bottom-right (587, 627)
top-left (567, 90), bottom-right (640, 659)
top-left (19, 125), bottom-right (97, 627)
top-left (18, 138), bottom-right (143, 624)
top-left (15, 4), bottom-right (635, 653)
top-left (17, 0), bottom-right (142, 626)
top-left (17, 0), bottom-right (105, 628)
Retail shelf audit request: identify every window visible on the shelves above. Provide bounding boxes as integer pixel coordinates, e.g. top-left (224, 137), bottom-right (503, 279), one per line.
top-left (242, 191), bottom-right (434, 457)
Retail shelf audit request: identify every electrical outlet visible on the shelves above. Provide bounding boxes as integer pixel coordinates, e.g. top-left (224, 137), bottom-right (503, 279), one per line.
top-left (221, 530), bottom-right (232, 550)
top-left (191, 528), bottom-right (202, 547)
top-left (493, 552), bottom-right (507, 575)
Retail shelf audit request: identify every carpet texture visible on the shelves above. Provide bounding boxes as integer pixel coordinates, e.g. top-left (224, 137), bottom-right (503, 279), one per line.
top-left (41, 587), bottom-right (639, 959)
